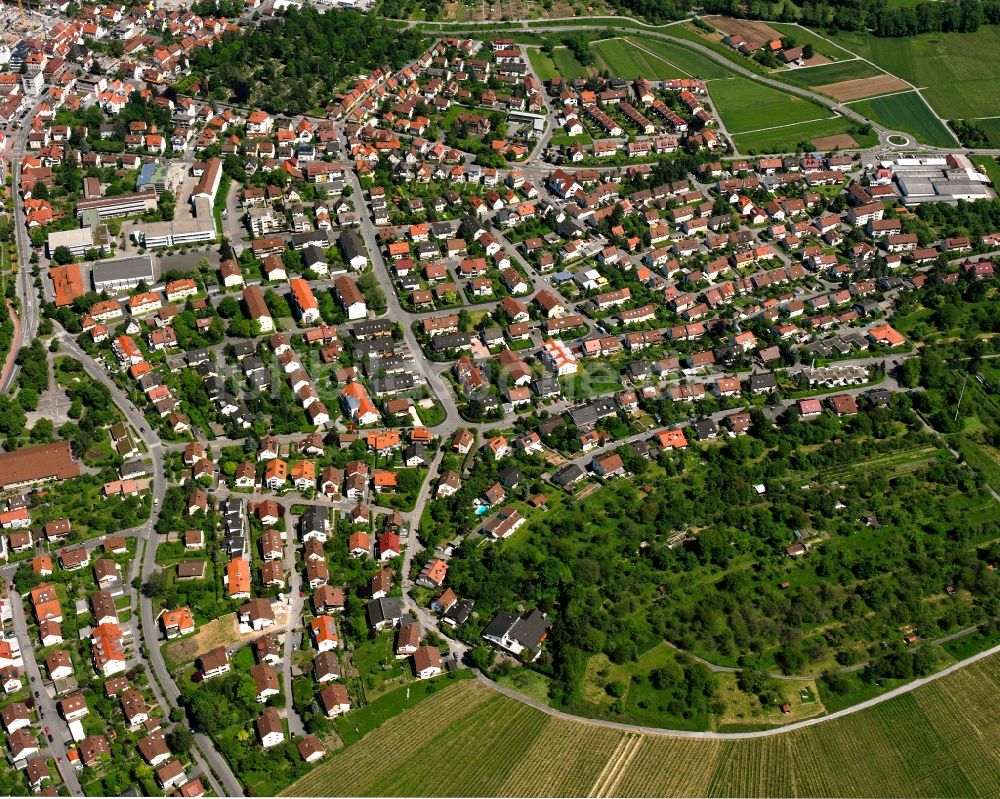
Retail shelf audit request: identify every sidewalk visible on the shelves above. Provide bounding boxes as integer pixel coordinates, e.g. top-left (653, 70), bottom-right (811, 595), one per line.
top-left (0, 300), bottom-right (21, 392)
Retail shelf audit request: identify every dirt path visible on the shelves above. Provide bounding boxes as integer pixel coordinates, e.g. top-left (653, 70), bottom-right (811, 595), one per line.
top-left (479, 635), bottom-right (1000, 739)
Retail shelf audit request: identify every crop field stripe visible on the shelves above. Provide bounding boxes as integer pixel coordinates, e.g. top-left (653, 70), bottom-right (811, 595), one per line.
top-left (588, 734), bottom-right (644, 797)
top-left (913, 674), bottom-right (1000, 795)
top-left (498, 717), bottom-right (627, 797)
top-left (283, 681), bottom-right (493, 796)
top-left (779, 58), bottom-right (885, 88)
top-left (598, 736), bottom-right (644, 797)
top-left (869, 694), bottom-right (973, 798)
top-left (366, 694), bottom-right (548, 795)
top-left (612, 737), bottom-right (722, 797)
top-left (287, 654), bottom-right (1000, 798)
top-left (707, 737), bottom-right (793, 798)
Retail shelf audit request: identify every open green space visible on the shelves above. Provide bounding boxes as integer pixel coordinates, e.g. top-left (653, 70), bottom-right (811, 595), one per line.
top-left (709, 77), bottom-right (830, 133)
top-left (550, 46), bottom-right (592, 79)
top-left (778, 58), bottom-right (885, 89)
top-left (525, 47), bottom-right (560, 82)
top-left (590, 37), bottom-right (686, 80)
top-left (849, 91), bottom-right (956, 147)
top-left (285, 660), bottom-right (1000, 797)
top-left (824, 26), bottom-right (1000, 120)
top-left (767, 22), bottom-right (859, 61)
top-left (971, 155), bottom-right (1000, 187)
top-left (970, 118), bottom-right (1000, 148)
top-left (733, 116), bottom-right (871, 154)
top-left (626, 34), bottom-right (737, 79)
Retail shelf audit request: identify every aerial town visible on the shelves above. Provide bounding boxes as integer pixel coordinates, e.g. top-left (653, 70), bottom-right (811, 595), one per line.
top-left (0, 0), bottom-right (998, 796)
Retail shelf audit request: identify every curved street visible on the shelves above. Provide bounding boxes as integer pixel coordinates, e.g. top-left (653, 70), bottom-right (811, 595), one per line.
top-left (480, 636), bottom-right (1000, 739)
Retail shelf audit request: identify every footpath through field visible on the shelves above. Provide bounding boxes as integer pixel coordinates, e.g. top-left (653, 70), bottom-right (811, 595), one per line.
top-left (480, 637), bottom-right (1000, 739)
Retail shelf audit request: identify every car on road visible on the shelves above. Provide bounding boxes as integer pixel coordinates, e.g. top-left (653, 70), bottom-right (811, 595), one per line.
top-left (44, 727), bottom-right (50, 735)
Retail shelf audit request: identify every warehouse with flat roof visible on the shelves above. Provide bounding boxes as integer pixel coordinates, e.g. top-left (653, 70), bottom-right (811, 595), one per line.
top-left (91, 255), bottom-right (155, 292)
top-left (47, 227), bottom-right (93, 258)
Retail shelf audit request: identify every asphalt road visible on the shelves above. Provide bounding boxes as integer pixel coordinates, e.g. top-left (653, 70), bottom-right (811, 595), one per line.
top-left (55, 331), bottom-right (245, 797)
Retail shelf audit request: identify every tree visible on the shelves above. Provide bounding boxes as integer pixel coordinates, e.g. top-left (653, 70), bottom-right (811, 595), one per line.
top-left (468, 645), bottom-right (495, 672)
top-left (159, 190), bottom-right (176, 221)
top-left (605, 680), bottom-right (626, 698)
top-left (30, 418), bottom-right (53, 442)
top-left (51, 246), bottom-right (74, 266)
top-left (141, 571), bottom-right (167, 598)
top-left (236, 673), bottom-right (259, 708)
top-left (217, 296), bottom-right (241, 319)
top-left (166, 724), bottom-right (194, 753)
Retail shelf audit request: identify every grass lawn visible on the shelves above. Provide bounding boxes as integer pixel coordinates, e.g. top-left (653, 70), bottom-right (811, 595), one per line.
top-left (824, 26), bottom-right (1000, 120)
top-left (626, 34), bottom-right (737, 79)
top-left (550, 46), bottom-right (592, 79)
top-left (733, 116), bottom-right (873, 154)
top-left (525, 47), bottom-right (559, 82)
top-left (971, 155), bottom-right (1000, 187)
top-left (849, 91), bottom-right (956, 147)
top-left (233, 644), bottom-right (255, 671)
top-left (777, 58), bottom-right (885, 88)
top-left (496, 668), bottom-right (553, 705)
top-left (970, 119), bottom-right (1000, 148)
top-left (709, 77), bottom-right (830, 133)
top-left (589, 37), bottom-right (687, 80)
top-left (550, 133), bottom-right (594, 146)
top-left (574, 642), bottom-right (712, 731)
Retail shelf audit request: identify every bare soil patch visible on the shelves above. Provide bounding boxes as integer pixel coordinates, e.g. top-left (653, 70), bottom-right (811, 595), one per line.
top-left (811, 133), bottom-right (859, 150)
top-left (166, 606), bottom-right (289, 664)
top-left (802, 53), bottom-right (833, 66)
top-left (703, 15), bottom-right (780, 45)
top-left (817, 74), bottom-right (911, 101)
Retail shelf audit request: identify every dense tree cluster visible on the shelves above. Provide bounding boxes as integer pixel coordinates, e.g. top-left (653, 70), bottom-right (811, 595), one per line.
top-left (699, 0), bottom-right (1000, 36)
top-left (188, 7), bottom-right (425, 114)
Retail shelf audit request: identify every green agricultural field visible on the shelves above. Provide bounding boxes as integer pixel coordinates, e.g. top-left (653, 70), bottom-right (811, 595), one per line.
top-left (590, 37), bottom-right (687, 80)
top-left (709, 76), bottom-right (830, 133)
top-left (826, 26), bottom-right (1000, 119)
top-left (849, 91), bottom-right (957, 147)
top-left (626, 35), bottom-right (737, 80)
top-left (550, 46), bottom-right (592, 79)
top-left (733, 116), bottom-right (881, 153)
top-left (526, 47), bottom-right (559, 82)
top-left (285, 656), bottom-right (1000, 797)
top-left (970, 118), bottom-right (1000, 148)
top-left (778, 58), bottom-right (885, 88)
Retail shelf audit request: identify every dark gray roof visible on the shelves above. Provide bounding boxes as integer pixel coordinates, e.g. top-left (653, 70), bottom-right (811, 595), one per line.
top-left (482, 610), bottom-right (518, 639)
top-left (340, 230), bottom-right (367, 262)
top-left (552, 463), bottom-right (586, 486)
top-left (510, 609), bottom-right (551, 650)
top-left (366, 596), bottom-right (403, 627)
